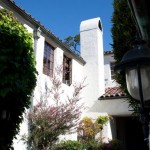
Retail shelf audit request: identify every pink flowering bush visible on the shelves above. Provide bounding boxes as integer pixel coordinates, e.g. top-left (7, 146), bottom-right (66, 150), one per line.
top-left (27, 67), bottom-right (86, 150)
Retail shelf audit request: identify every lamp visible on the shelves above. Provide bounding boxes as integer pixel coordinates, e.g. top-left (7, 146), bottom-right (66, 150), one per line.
top-left (115, 41), bottom-right (150, 105)
top-left (115, 40), bottom-right (150, 149)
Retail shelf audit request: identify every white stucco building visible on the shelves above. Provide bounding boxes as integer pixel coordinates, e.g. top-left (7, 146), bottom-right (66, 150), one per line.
top-left (0, 0), bottom-right (145, 150)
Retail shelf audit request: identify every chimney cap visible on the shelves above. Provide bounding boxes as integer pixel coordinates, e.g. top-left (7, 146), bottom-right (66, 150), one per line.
top-left (80, 17), bottom-right (102, 32)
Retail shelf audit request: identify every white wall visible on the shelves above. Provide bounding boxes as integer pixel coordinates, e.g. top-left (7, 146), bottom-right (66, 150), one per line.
top-left (104, 54), bottom-right (118, 87)
top-left (35, 35), bottom-right (45, 74)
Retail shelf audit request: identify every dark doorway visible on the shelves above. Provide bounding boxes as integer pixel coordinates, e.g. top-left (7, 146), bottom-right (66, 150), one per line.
top-left (116, 117), bottom-right (146, 150)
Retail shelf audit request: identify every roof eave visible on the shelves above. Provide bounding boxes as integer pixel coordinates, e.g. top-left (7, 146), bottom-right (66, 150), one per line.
top-left (98, 96), bottom-right (127, 100)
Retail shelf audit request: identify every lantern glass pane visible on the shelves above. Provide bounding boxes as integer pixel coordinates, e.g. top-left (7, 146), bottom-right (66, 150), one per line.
top-left (141, 66), bottom-right (150, 101)
top-left (126, 68), bottom-right (140, 100)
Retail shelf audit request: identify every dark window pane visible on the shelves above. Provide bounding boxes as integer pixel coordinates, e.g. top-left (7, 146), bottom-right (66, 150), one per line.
top-left (43, 42), bottom-right (54, 76)
top-left (63, 55), bottom-right (72, 85)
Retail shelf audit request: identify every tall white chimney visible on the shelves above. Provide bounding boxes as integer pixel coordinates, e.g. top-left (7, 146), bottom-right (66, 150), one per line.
top-left (80, 17), bottom-right (105, 107)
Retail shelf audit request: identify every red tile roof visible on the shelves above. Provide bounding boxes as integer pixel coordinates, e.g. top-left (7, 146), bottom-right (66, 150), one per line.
top-left (104, 50), bottom-right (113, 55)
top-left (99, 87), bottom-right (127, 100)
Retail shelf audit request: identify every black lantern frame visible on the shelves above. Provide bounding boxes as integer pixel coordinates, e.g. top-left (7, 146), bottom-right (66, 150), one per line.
top-left (115, 42), bottom-right (150, 103)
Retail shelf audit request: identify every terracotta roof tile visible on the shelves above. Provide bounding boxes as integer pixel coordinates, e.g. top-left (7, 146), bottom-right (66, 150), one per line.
top-left (104, 50), bottom-right (113, 55)
top-left (99, 87), bottom-right (127, 100)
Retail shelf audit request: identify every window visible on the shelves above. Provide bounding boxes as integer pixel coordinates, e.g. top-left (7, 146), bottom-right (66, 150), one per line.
top-left (43, 42), bottom-right (54, 77)
top-left (63, 55), bottom-right (72, 85)
top-left (110, 61), bottom-right (116, 80)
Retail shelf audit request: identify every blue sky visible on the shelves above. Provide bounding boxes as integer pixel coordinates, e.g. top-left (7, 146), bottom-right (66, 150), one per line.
top-left (15, 0), bottom-right (113, 51)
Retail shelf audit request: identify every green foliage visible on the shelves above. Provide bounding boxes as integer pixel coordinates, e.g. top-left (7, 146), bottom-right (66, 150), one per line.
top-left (81, 140), bottom-right (99, 150)
top-left (111, 0), bottom-right (139, 111)
top-left (96, 116), bottom-right (109, 126)
top-left (52, 139), bottom-right (122, 150)
top-left (111, 0), bottom-right (136, 62)
top-left (63, 34), bottom-right (80, 52)
top-left (52, 140), bottom-right (99, 150)
top-left (52, 140), bottom-right (82, 150)
top-left (0, 9), bottom-right (37, 149)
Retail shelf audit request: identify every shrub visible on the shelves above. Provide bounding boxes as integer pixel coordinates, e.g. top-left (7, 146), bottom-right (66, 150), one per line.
top-left (81, 140), bottom-right (99, 150)
top-left (52, 140), bottom-right (82, 150)
top-left (26, 68), bottom-right (86, 150)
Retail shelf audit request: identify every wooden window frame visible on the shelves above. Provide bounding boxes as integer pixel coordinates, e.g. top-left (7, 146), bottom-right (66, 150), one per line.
top-left (63, 55), bottom-right (72, 86)
top-left (43, 41), bottom-right (54, 77)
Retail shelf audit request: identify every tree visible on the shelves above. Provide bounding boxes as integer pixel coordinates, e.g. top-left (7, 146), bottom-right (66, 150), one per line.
top-left (0, 9), bottom-right (37, 149)
top-left (111, 0), bottom-right (138, 111)
top-left (63, 34), bottom-right (80, 52)
top-left (26, 67), bottom-right (85, 150)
